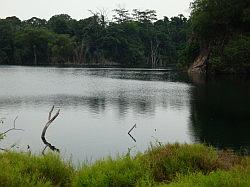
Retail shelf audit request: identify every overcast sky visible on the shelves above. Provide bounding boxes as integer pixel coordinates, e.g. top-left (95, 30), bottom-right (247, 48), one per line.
top-left (0, 0), bottom-right (192, 21)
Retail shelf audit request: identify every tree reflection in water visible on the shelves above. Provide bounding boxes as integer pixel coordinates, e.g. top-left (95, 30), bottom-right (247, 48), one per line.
top-left (189, 74), bottom-right (250, 154)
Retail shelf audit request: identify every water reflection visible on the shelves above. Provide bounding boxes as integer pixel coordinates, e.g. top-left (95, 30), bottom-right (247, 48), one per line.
top-left (0, 66), bottom-right (191, 162)
top-left (189, 75), bottom-right (250, 153)
top-left (0, 66), bottom-right (249, 162)
top-left (0, 91), bottom-right (189, 119)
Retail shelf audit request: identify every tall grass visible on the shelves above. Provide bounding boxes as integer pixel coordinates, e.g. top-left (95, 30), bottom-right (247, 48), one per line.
top-left (72, 156), bottom-right (153, 187)
top-left (164, 168), bottom-right (250, 187)
top-left (0, 152), bottom-right (74, 187)
top-left (0, 144), bottom-right (248, 187)
top-left (141, 143), bottom-right (243, 182)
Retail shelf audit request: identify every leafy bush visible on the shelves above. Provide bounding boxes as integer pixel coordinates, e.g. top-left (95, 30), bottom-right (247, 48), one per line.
top-left (141, 143), bottom-right (242, 182)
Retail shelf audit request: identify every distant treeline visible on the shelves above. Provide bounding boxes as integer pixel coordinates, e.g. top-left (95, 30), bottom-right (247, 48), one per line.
top-left (0, 0), bottom-right (249, 72)
top-left (0, 9), bottom-right (188, 67)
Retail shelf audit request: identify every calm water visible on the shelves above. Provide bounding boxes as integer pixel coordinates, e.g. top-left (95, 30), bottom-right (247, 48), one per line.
top-left (0, 66), bottom-right (249, 162)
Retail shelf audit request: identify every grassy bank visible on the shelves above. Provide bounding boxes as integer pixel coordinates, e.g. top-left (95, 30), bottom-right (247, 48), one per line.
top-left (0, 144), bottom-right (249, 187)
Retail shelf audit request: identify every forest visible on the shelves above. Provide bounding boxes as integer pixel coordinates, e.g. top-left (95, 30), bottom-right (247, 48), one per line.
top-left (0, 0), bottom-right (249, 73)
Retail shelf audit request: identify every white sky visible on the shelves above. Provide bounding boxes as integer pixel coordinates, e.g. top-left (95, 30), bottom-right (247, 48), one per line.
top-left (0, 0), bottom-right (192, 21)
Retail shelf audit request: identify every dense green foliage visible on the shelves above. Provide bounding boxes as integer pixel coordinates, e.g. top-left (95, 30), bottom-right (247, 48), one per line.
top-left (0, 0), bottom-right (249, 72)
top-left (0, 11), bottom-right (188, 67)
top-left (181, 0), bottom-right (250, 73)
top-left (0, 144), bottom-right (249, 187)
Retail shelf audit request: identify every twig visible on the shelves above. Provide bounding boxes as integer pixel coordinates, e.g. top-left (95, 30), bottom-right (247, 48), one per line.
top-left (41, 106), bottom-right (60, 153)
top-left (128, 124), bottom-right (137, 142)
top-left (0, 116), bottom-right (23, 137)
top-left (27, 145), bottom-right (31, 155)
top-left (0, 116), bottom-right (23, 152)
top-left (128, 133), bottom-right (136, 142)
top-left (126, 146), bottom-right (136, 156)
top-left (151, 136), bottom-right (163, 146)
top-left (42, 145), bottom-right (48, 155)
top-left (128, 124), bottom-right (136, 134)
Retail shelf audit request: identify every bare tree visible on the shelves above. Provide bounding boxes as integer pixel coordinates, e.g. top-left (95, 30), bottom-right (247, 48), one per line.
top-left (113, 5), bottom-right (131, 23)
top-left (41, 106), bottom-right (60, 154)
top-left (88, 8), bottom-right (109, 27)
top-left (74, 39), bottom-right (87, 64)
top-left (150, 40), bottom-right (160, 68)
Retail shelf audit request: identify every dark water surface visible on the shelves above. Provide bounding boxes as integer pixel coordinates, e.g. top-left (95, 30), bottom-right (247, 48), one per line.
top-left (0, 66), bottom-right (249, 162)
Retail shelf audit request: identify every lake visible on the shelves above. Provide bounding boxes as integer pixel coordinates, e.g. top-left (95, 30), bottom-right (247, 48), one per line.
top-left (0, 66), bottom-right (249, 163)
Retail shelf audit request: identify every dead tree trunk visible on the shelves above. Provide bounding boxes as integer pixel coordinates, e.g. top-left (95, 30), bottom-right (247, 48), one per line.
top-left (41, 106), bottom-right (60, 153)
top-left (33, 45), bottom-right (37, 66)
top-left (150, 41), bottom-right (160, 68)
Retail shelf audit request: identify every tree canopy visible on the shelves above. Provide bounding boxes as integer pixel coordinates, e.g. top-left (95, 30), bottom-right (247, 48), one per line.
top-left (0, 9), bottom-right (188, 67)
top-left (0, 0), bottom-right (249, 73)
top-left (181, 0), bottom-right (250, 73)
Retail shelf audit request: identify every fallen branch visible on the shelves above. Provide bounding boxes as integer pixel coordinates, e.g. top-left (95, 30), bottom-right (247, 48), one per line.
top-left (41, 106), bottom-right (60, 153)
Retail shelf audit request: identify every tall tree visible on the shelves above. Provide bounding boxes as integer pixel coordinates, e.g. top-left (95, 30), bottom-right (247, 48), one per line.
top-left (113, 7), bottom-right (131, 23)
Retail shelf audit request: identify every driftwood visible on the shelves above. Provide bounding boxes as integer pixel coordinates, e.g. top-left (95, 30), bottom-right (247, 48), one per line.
top-left (41, 106), bottom-right (60, 153)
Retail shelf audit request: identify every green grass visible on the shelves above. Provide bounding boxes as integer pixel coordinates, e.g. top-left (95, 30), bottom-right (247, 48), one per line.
top-left (141, 143), bottom-right (243, 182)
top-left (0, 144), bottom-right (249, 187)
top-left (72, 156), bottom-right (153, 187)
top-left (0, 152), bottom-right (74, 187)
top-left (163, 168), bottom-right (250, 187)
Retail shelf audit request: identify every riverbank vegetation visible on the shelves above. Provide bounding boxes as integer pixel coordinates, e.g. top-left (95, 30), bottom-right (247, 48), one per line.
top-left (0, 144), bottom-right (249, 186)
top-left (184, 0), bottom-right (250, 74)
top-left (0, 9), bottom-right (188, 68)
top-left (0, 0), bottom-right (249, 73)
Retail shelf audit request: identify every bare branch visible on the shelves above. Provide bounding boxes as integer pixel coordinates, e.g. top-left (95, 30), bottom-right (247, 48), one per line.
top-left (42, 145), bottom-right (48, 155)
top-left (13, 116), bottom-right (18, 128)
top-left (41, 106), bottom-right (60, 153)
top-left (0, 116), bottom-right (24, 137)
top-left (128, 124), bottom-right (136, 134)
top-left (128, 133), bottom-right (136, 142)
top-left (48, 105), bottom-right (55, 121)
top-left (128, 124), bottom-right (137, 142)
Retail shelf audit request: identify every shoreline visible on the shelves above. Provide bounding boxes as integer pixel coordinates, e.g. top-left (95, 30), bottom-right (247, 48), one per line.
top-left (0, 143), bottom-right (249, 186)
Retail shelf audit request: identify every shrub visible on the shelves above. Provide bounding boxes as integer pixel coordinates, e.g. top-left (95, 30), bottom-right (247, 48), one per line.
top-left (141, 143), bottom-right (242, 182)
